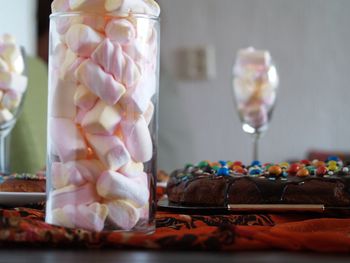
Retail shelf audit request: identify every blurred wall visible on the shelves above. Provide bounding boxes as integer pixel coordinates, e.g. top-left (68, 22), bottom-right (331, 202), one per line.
top-left (0, 0), bottom-right (37, 55)
top-left (158, 0), bottom-right (350, 168)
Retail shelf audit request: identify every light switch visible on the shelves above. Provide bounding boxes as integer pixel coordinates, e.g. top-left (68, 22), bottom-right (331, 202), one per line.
top-left (177, 46), bottom-right (216, 80)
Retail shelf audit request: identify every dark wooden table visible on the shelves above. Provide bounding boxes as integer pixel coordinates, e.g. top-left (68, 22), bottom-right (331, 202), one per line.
top-left (0, 250), bottom-right (349, 263)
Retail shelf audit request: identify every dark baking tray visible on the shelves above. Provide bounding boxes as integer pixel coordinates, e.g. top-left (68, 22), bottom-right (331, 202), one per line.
top-left (157, 197), bottom-right (350, 216)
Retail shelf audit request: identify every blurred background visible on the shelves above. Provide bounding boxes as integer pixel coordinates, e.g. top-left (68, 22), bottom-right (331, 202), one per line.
top-left (1, 0), bottom-right (350, 172)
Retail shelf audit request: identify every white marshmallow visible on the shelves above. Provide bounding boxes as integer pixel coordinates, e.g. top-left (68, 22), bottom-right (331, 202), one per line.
top-left (50, 78), bottom-right (77, 119)
top-left (0, 71), bottom-right (27, 93)
top-left (119, 160), bottom-right (144, 178)
top-left (70, 0), bottom-right (107, 12)
top-left (51, 161), bottom-right (87, 189)
top-left (49, 183), bottom-right (99, 210)
top-left (59, 48), bottom-right (85, 81)
top-left (91, 39), bottom-right (140, 88)
top-left (105, 19), bottom-right (136, 45)
top-left (65, 24), bottom-right (103, 57)
top-left (121, 115), bottom-right (153, 163)
top-left (50, 117), bottom-right (88, 162)
top-left (0, 43), bottom-right (25, 74)
top-left (75, 159), bottom-right (104, 182)
top-left (120, 67), bottom-right (156, 114)
top-left (51, 203), bottom-right (108, 232)
top-left (0, 108), bottom-right (13, 124)
top-left (74, 84), bottom-right (98, 111)
top-left (116, 0), bottom-right (160, 17)
top-left (143, 102), bottom-right (154, 125)
top-left (106, 199), bottom-right (140, 231)
top-left (104, 0), bottom-right (123, 12)
top-left (86, 134), bottom-right (130, 170)
top-left (75, 59), bottom-right (126, 105)
top-left (2, 90), bottom-right (22, 110)
top-left (82, 100), bottom-right (122, 135)
top-left (97, 170), bottom-right (149, 207)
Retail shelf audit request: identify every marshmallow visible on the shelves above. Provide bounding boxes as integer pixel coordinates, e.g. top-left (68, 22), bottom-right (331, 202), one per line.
top-left (50, 118), bottom-right (88, 162)
top-left (97, 170), bottom-right (149, 207)
top-left (52, 43), bottom-right (67, 70)
top-left (49, 183), bottom-right (99, 210)
top-left (81, 100), bottom-right (122, 135)
top-left (121, 115), bottom-right (153, 163)
top-left (51, 203), bottom-right (108, 232)
top-left (50, 78), bottom-right (77, 119)
top-left (143, 102), bottom-right (154, 125)
top-left (74, 84), bottom-right (98, 111)
top-left (56, 15), bottom-right (106, 35)
top-left (120, 67), bottom-right (156, 114)
top-left (105, 19), bottom-right (136, 45)
top-left (86, 134), bottom-right (130, 170)
top-left (116, 0), bottom-right (160, 17)
top-left (51, 162), bottom-right (87, 189)
top-left (91, 39), bottom-right (140, 88)
top-left (65, 24), bottom-right (103, 57)
top-left (0, 43), bottom-right (25, 74)
top-left (69, 0), bottom-right (110, 12)
top-left (75, 59), bottom-right (126, 105)
top-left (75, 159), bottom-right (104, 182)
top-left (75, 108), bottom-right (87, 124)
top-left (52, 0), bottom-right (71, 12)
top-left (0, 108), bottom-right (14, 124)
top-left (59, 48), bottom-right (85, 81)
top-left (0, 58), bottom-right (9, 72)
top-left (119, 160), bottom-right (144, 178)
top-left (2, 90), bottom-right (22, 111)
top-left (104, 0), bottom-right (123, 12)
top-left (106, 199), bottom-right (140, 231)
top-left (0, 71), bottom-right (27, 93)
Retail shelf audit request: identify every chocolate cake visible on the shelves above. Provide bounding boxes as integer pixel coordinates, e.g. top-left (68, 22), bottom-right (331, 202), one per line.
top-left (0, 173), bottom-right (46, 193)
top-left (166, 158), bottom-right (350, 207)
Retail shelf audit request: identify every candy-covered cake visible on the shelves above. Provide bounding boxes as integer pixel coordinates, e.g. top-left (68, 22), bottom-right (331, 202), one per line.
top-left (166, 157), bottom-right (350, 207)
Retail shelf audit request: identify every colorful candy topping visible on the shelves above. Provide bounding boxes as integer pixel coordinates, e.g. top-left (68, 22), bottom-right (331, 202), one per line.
top-left (179, 157), bottom-right (350, 180)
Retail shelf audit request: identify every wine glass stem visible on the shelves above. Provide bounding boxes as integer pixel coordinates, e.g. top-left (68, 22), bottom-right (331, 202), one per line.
top-left (253, 133), bottom-right (260, 161)
top-left (0, 132), bottom-right (11, 174)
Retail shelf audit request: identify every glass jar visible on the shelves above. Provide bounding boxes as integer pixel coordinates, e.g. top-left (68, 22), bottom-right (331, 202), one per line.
top-left (46, 12), bottom-right (160, 233)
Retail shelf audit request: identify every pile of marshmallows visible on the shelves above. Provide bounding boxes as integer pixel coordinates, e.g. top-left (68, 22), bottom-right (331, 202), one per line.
top-left (47, 0), bottom-right (160, 232)
top-left (233, 48), bottom-right (279, 130)
top-left (0, 35), bottom-right (27, 125)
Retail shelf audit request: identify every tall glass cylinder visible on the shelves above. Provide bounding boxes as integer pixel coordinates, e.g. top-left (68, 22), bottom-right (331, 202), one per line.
top-left (46, 12), bottom-right (160, 233)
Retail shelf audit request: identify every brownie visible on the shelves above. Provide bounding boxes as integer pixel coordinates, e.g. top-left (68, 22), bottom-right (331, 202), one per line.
top-left (166, 159), bottom-right (350, 207)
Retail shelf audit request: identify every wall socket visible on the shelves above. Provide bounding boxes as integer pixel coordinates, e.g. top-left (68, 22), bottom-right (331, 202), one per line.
top-left (177, 46), bottom-right (216, 80)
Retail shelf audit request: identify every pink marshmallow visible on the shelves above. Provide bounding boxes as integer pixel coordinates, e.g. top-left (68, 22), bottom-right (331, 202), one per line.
top-left (0, 43), bottom-right (25, 74)
top-left (105, 19), bottom-right (136, 45)
top-left (51, 161), bottom-right (87, 189)
top-left (52, 0), bottom-right (71, 13)
top-left (75, 107), bottom-right (88, 124)
top-left (86, 134), bottom-right (130, 170)
top-left (97, 170), bottom-right (149, 207)
top-left (81, 100), bottom-right (122, 135)
top-left (49, 183), bottom-right (99, 210)
top-left (2, 89), bottom-right (22, 110)
top-left (91, 39), bottom-right (140, 88)
top-left (50, 78), bottom-right (77, 119)
top-left (120, 67), bottom-right (156, 114)
top-left (0, 58), bottom-right (9, 72)
top-left (56, 15), bottom-right (106, 35)
top-left (52, 43), bottom-right (67, 70)
top-left (121, 115), bottom-right (153, 163)
top-left (75, 59), bottom-right (126, 105)
top-left (74, 84), bottom-right (98, 111)
top-left (50, 202), bottom-right (108, 232)
top-left (50, 118), bottom-right (88, 162)
top-left (0, 71), bottom-right (27, 93)
top-left (75, 159), bottom-right (104, 182)
top-left (106, 199), bottom-right (140, 231)
top-left (65, 24), bottom-right (103, 57)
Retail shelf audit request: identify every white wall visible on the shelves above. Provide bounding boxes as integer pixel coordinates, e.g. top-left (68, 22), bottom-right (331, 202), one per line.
top-left (0, 0), bottom-right (37, 55)
top-left (158, 0), bottom-right (350, 169)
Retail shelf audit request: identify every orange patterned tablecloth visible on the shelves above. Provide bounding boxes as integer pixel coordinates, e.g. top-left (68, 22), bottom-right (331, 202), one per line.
top-left (0, 206), bottom-right (350, 253)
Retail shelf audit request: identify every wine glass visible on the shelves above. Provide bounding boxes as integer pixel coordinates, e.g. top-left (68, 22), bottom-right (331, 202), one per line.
top-left (232, 47), bottom-right (279, 161)
top-left (0, 42), bottom-right (27, 174)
